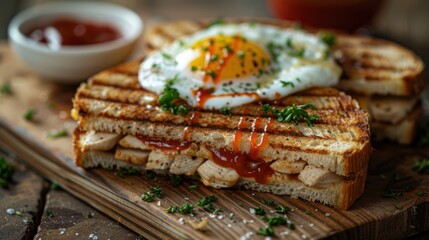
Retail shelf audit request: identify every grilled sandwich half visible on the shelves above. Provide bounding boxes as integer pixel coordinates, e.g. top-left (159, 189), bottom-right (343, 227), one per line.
top-left (145, 19), bottom-right (424, 144)
top-left (73, 59), bottom-right (371, 210)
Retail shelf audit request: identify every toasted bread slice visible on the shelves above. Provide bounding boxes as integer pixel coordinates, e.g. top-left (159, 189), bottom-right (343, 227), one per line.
top-left (145, 19), bottom-right (424, 97)
top-left (72, 59), bottom-right (371, 209)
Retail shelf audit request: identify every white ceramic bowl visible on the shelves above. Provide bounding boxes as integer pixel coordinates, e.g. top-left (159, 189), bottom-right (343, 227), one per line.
top-left (8, 2), bottom-right (143, 83)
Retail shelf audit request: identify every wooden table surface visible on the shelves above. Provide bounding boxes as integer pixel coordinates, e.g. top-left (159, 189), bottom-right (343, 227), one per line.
top-left (1, 0), bottom-right (429, 238)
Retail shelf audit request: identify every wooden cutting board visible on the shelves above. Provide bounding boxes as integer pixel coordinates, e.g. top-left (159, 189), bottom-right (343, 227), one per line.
top-left (0, 42), bottom-right (428, 240)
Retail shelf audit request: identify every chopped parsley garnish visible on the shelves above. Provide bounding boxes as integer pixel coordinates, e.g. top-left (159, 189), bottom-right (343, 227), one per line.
top-left (203, 203), bottom-right (215, 212)
top-left (170, 174), bottom-right (184, 187)
top-left (304, 209), bottom-right (311, 215)
top-left (146, 171), bottom-right (158, 182)
top-left (319, 31), bottom-right (336, 48)
top-left (417, 191), bottom-right (425, 197)
top-left (237, 50), bottom-right (245, 59)
top-left (166, 203), bottom-right (195, 215)
top-left (383, 190), bottom-right (403, 200)
top-left (253, 206), bottom-right (266, 216)
top-left (280, 81), bottom-right (295, 88)
top-left (210, 54), bottom-right (220, 62)
top-left (395, 204), bottom-right (403, 210)
top-left (117, 167), bottom-right (139, 178)
top-left (161, 52), bottom-right (177, 65)
top-left (220, 107), bottom-right (231, 115)
top-left (141, 186), bottom-right (163, 202)
top-left (213, 208), bottom-right (222, 215)
top-left (259, 198), bottom-right (275, 206)
top-left (191, 65), bottom-right (198, 72)
top-left (0, 82), bottom-right (12, 95)
top-left (205, 70), bottom-right (217, 78)
top-left (197, 195), bottom-right (218, 207)
top-left (0, 157), bottom-right (14, 188)
top-left (267, 42), bottom-right (281, 62)
top-left (48, 128), bottom-right (68, 139)
top-left (87, 212), bottom-right (94, 219)
top-left (188, 185), bottom-right (198, 190)
top-left (274, 205), bottom-right (291, 214)
top-left (261, 104), bottom-right (319, 127)
top-left (263, 216), bottom-right (287, 226)
top-left (207, 18), bottom-right (225, 28)
top-left (50, 181), bottom-right (61, 190)
top-left (158, 76), bottom-right (189, 116)
top-left (257, 226), bottom-right (274, 236)
top-left (412, 158), bottom-right (429, 174)
top-left (23, 108), bottom-right (36, 121)
top-left (46, 209), bottom-right (54, 217)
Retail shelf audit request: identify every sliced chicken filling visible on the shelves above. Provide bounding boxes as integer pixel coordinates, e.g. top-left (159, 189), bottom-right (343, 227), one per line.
top-left (80, 132), bottom-right (345, 188)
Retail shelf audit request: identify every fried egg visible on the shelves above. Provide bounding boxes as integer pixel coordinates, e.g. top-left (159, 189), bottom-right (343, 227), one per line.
top-left (138, 23), bottom-right (341, 110)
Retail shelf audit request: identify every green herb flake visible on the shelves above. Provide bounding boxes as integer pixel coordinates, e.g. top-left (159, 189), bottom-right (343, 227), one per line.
top-left (141, 185), bottom-right (163, 202)
top-left (48, 128), bottom-right (68, 139)
top-left (220, 107), bottom-right (231, 115)
top-left (23, 108), bottom-right (36, 121)
top-left (46, 209), bottom-right (54, 217)
top-left (213, 208), bottom-right (222, 215)
top-left (237, 50), bottom-right (245, 59)
top-left (280, 81), bottom-right (295, 88)
top-left (263, 216), bottom-right (288, 226)
top-left (257, 226), bottom-right (274, 236)
top-left (197, 195), bottom-right (218, 207)
top-left (146, 171), bottom-right (158, 182)
top-left (274, 205), bottom-right (291, 214)
top-left (170, 175), bottom-right (184, 187)
top-left (191, 66), bottom-right (198, 72)
top-left (0, 157), bottom-right (14, 188)
top-left (117, 167), bottom-right (139, 178)
top-left (304, 209), bottom-right (311, 215)
top-left (412, 158), bottom-right (429, 174)
top-left (87, 212), bottom-right (94, 219)
top-left (319, 31), bottom-right (336, 48)
top-left (50, 181), bottom-right (61, 190)
top-left (158, 76), bottom-right (189, 116)
top-left (188, 185), bottom-right (198, 190)
top-left (166, 206), bottom-right (179, 213)
top-left (203, 203), bottom-right (215, 212)
top-left (178, 203), bottom-right (195, 215)
top-left (259, 198), bottom-right (275, 206)
top-left (15, 211), bottom-right (23, 217)
top-left (395, 204), bottom-right (403, 210)
top-left (383, 190), bottom-right (403, 200)
top-left (210, 54), bottom-right (220, 62)
top-left (417, 191), bottom-right (425, 197)
top-left (261, 103), bottom-right (318, 127)
top-left (0, 82), bottom-right (12, 95)
top-left (207, 18), bottom-right (225, 28)
top-left (254, 206), bottom-right (266, 216)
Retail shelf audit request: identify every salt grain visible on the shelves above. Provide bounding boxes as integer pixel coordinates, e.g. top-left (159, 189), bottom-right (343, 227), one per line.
top-left (178, 217), bottom-right (185, 225)
top-left (217, 215), bottom-right (224, 220)
top-left (249, 208), bottom-right (256, 214)
top-left (227, 224), bottom-right (232, 228)
top-left (6, 208), bottom-right (15, 215)
top-left (325, 213), bottom-right (331, 217)
top-left (156, 201), bottom-right (161, 207)
top-left (309, 223), bottom-right (314, 227)
top-left (229, 213), bottom-right (234, 218)
top-left (301, 234), bottom-right (307, 239)
top-left (280, 231), bottom-right (289, 236)
top-left (265, 237), bottom-right (272, 240)
top-left (239, 231), bottom-right (253, 240)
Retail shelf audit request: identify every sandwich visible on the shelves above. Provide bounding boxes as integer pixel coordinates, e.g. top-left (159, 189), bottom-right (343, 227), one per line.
top-left (145, 19), bottom-right (425, 144)
top-left (73, 21), bottom-right (372, 210)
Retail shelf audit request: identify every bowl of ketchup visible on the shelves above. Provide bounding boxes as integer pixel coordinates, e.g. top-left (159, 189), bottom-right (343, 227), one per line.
top-left (8, 2), bottom-right (143, 83)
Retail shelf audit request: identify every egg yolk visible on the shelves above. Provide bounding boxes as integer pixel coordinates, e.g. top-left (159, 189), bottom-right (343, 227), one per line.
top-left (190, 35), bottom-right (270, 84)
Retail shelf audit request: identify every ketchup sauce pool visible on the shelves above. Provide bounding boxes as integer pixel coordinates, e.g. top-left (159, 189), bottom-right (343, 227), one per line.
top-left (26, 18), bottom-right (121, 47)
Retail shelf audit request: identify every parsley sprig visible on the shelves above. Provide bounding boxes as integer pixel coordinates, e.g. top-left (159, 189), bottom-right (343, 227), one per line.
top-left (412, 158), bottom-right (429, 174)
top-left (0, 157), bottom-right (14, 188)
top-left (261, 103), bottom-right (319, 127)
top-left (158, 76), bottom-right (188, 115)
top-left (319, 31), bottom-right (336, 48)
top-left (0, 82), bottom-right (12, 95)
top-left (141, 186), bottom-right (163, 202)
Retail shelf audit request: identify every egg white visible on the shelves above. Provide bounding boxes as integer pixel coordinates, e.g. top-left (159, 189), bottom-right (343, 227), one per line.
top-left (138, 23), bottom-right (341, 110)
